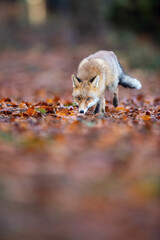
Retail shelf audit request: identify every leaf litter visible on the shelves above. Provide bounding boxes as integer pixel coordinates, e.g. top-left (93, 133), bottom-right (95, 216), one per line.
top-left (0, 52), bottom-right (160, 240)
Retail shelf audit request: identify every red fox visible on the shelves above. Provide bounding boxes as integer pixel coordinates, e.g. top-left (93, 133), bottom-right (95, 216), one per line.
top-left (72, 50), bottom-right (142, 114)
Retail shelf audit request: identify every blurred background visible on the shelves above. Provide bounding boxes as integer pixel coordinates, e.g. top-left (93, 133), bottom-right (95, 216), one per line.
top-left (0, 0), bottom-right (160, 101)
top-left (0, 1), bottom-right (160, 240)
top-left (1, 0), bottom-right (160, 62)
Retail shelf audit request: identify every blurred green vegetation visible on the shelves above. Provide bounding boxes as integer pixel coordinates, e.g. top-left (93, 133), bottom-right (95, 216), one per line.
top-left (106, 30), bottom-right (160, 70)
top-left (107, 0), bottom-right (160, 41)
top-left (0, 0), bottom-right (160, 70)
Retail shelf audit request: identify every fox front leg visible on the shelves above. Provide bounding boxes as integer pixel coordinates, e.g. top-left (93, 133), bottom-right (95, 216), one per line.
top-left (113, 88), bottom-right (119, 107)
top-left (94, 97), bottom-right (105, 114)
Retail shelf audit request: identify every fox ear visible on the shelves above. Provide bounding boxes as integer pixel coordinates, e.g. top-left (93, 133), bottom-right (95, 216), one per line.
top-left (90, 75), bottom-right (100, 87)
top-left (72, 75), bottom-right (82, 87)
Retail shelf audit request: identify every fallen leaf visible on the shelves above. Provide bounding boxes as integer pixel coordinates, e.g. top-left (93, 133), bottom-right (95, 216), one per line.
top-left (26, 107), bottom-right (36, 116)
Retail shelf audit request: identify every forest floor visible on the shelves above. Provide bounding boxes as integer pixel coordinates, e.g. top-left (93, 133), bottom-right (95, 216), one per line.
top-left (0, 48), bottom-right (160, 240)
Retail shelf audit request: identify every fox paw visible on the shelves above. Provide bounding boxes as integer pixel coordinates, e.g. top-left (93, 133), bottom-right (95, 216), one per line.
top-left (113, 97), bottom-right (118, 107)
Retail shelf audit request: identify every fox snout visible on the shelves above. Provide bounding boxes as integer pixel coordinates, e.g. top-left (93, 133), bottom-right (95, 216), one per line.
top-left (79, 110), bottom-right (85, 113)
top-left (79, 108), bottom-right (87, 114)
top-left (79, 102), bottom-right (88, 114)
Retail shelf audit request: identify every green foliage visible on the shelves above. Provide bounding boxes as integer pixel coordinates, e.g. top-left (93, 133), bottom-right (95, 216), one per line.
top-left (64, 102), bottom-right (77, 107)
top-left (36, 108), bottom-right (47, 114)
top-left (107, 0), bottom-right (160, 41)
top-left (127, 44), bottom-right (160, 69)
top-left (105, 30), bottom-right (160, 70)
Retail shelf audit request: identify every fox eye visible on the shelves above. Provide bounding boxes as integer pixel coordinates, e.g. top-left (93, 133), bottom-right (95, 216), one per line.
top-left (87, 97), bottom-right (92, 101)
top-left (77, 96), bottom-right (81, 101)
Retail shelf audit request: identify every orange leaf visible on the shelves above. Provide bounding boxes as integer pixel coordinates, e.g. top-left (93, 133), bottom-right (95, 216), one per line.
top-left (2, 97), bottom-right (11, 102)
top-left (19, 101), bottom-right (27, 108)
top-left (26, 107), bottom-right (36, 116)
top-left (46, 98), bottom-right (54, 105)
top-left (53, 96), bottom-right (60, 102)
top-left (142, 115), bottom-right (151, 121)
top-left (122, 116), bottom-right (127, 120)
top-left (116, 106), bottom-right (128, 111)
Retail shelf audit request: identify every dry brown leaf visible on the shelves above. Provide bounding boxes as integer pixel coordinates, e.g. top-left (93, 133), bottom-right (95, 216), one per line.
top-left (26, 107), bottom-right (36, 116)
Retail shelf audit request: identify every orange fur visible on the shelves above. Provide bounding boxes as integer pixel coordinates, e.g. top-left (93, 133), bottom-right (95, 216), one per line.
top-left (72, 50), bottom-right (141, 114)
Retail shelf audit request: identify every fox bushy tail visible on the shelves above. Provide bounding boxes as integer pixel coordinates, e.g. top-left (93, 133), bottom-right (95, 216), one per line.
top-left (119, 73), bottom-right (142, 90)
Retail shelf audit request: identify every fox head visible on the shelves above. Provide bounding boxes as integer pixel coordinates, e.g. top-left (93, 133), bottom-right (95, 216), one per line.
top-left (71, 74), bottom-right (100, 113)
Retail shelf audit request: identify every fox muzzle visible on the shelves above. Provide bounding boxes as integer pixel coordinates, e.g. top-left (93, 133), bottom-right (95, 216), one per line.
top-left (79, 108), bottom-right (88, 114)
